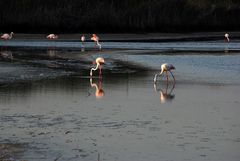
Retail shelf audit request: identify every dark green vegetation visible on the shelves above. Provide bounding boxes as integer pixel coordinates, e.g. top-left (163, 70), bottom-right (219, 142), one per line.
top-left (0, 0), bottom-right (239, 33)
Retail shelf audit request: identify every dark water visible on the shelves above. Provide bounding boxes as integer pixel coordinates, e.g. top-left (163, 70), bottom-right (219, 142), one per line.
top-left (0, 39), bottom-right (240, 161)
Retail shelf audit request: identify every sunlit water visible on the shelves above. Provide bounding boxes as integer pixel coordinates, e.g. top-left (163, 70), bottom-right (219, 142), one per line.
top-left (0, 40), bottom-right (240, 161)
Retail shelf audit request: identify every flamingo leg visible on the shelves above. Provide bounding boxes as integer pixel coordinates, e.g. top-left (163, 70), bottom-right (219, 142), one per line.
top-left (99, 65), bottom-right (102, 78)
top-left (169, 71), bottom-right (176, 83)
top-left (166, 71), bottom-right (169, 82)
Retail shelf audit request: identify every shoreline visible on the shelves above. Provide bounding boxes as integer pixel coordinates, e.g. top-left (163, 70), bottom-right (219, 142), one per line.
top-left (2, 32), bottom-right (240, 41)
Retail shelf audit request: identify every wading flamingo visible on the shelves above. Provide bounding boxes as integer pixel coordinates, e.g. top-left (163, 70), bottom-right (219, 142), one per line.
top-left (46, 34), bottom-right (58, 39)
top-left (1, 32), bottom-right (14, 50)
top-left (81, 35), bottom-right (85, 49)
top-left (91, 34), bottom-right (101, 50)
top-left (224, 33), bottom-right (230, 42)
top-left (0, 50), bottom-right (13, 61)
top-left (90, 57), bottom-right (105, 77)
top-left (154, 63), bottom-right (176, 83)
top-left (1, 32), bottom-right (14, 40)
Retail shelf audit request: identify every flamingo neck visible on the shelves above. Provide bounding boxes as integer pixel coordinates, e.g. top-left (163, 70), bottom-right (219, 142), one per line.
top-left (9, 33), bottom-right (13, 39)
top-left (96, 40), bottom-right (101, 49)
top-left (90, 63), bottom-right (99, 76)
top-left (159, 69), bottom-right (164, 75)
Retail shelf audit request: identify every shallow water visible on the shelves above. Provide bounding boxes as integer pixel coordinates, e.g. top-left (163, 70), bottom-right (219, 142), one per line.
top-left (0, 39), bottom-right (240, 161)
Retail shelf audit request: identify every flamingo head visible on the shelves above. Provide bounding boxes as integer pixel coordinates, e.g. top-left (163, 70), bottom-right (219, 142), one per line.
top-left (96, 57), bottom-right (105, 65)
top-left (169, 64), bottom-right (175, 70)
top-left (225, 33), bottom-right (229, 38)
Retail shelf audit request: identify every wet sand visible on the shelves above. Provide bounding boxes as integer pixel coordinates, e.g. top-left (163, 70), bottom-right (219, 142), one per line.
top-left (0, 35), bottom-right (240, 161)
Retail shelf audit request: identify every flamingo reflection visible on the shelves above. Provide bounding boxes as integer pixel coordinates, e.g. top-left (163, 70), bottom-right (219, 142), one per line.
top-left (90, 78), bottom-right (104, 98)
top-left (0, 50), bottom-right (13, 61)
top-left (47, 49), bottom-right (57, 58)
top-left (154, 82), bottom-right (175, 103)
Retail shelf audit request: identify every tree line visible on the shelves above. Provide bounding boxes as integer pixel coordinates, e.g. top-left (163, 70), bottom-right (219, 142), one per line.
top-left (0, 0), bottom-right (239, 33)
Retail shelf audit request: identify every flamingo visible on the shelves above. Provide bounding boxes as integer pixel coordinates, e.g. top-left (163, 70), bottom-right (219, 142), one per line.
top-left (81, 35), bottom-right (85, 47)
top-left (91, 34), bottom-right (101, 50)
top-left (224, 33), bottom-right (230, 42)
top-left (90, 57), bottom-right (105, 77)
top-left (1, 32), bottom-right (14, 40)
top-left (154, 63), bottom-right (176, 83)
top-left (46, 34), bottom-right (58, 39)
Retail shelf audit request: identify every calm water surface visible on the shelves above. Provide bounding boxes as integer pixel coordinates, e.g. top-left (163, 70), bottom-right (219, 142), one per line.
top-left (0, 40), bottom-right (240, 161)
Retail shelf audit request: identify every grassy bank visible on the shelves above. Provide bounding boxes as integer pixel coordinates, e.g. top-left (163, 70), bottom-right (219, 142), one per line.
top-left (0, 0), bottom-right (239, 33)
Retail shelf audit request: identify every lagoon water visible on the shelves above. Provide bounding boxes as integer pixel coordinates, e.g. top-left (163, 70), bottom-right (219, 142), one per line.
top-left (0, 37), bottom-right (240, 161)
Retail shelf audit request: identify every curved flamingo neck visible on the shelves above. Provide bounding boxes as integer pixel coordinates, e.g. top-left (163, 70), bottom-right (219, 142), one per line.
top-left (90, 63), bottom-right (100, 76)
top-left (9, 33), bottom-right (13, 39)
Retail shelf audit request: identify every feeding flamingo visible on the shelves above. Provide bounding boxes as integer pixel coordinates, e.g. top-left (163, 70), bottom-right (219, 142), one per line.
top-left (46, 34), bottom-right (58, 39)
top-left (224, 33), bottom-right (230, 42)
top-left (1, 32), bottom-right (14, 40)
top-left (90, 57), bottom-right (105, 77)
top-left (154, 63), bottom-right (176, 83)
top-left (91, 34), bottom-right (101, 50)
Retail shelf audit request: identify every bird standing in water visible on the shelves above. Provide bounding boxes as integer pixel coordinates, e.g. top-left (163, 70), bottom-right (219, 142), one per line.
top-left (91, 34), bottom-right (101, 50)
top-left (224, 33), bottom-right (230, 42)
top-left (1, 32), bottom-right (14, 50)
top-left (1, 32), bottom-right (14, 40)
top-left (46, 34), bottom-right (58, 39)
top-left (90, 57), bottom-right (105, 77)
top-left (154, 63), bottom-right (176, 83)
top-left (81, 35), bottom-right (85, 47)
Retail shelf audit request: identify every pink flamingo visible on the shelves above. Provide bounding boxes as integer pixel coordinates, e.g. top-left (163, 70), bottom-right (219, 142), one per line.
top-left (90, 57), bottom-right (105, 77)
top-left (154, 63), bottom-right (176, 83)
top-left (1, 32), bottom-right (14, 40)
top-left (46, 34), bottom-right (58, 39)
top-left (91, 34), bottom-right (101, 50)
top-left (1, 32), bottom-right (14, 50)
top-left (224, 33), bottom-right (230, 42)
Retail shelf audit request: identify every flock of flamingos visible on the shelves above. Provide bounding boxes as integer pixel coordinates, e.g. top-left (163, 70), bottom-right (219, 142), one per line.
top-left (0, 32), bottom-right (231, 84)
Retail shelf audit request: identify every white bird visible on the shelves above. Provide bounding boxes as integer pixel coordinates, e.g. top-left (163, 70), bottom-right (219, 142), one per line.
top-left (90, 57), bottom-right (105, 77)
top-left (224, 33), bottom-right (230, 42)
top-left (81, 35), bottom-right (85, 47)
top-left (91, 34), bottom-right (101, 50)
top-left (46, 34), bottom-right (58, 39)
top-left (1, 32), bottom-right (14, 40)
top-left (154, 63), bottom-right (176, 83)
